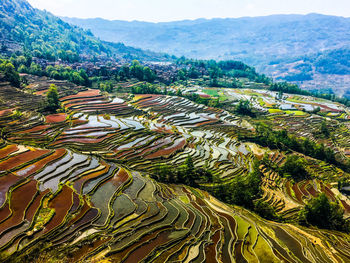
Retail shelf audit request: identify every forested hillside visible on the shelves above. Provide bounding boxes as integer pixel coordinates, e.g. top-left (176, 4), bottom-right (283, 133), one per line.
top-left (0, 0), bottom-right (170, 62)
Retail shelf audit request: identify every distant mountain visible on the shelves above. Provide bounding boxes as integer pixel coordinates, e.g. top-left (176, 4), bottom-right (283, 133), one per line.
top-left (63, 14), bottom-right (350, 94)
top-left (62, 14), bottom-right (350, 63)
top-left (0, 0), bottom-right (170, 62)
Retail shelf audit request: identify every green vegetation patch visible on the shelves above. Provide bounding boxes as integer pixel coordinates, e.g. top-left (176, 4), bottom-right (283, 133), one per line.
top-left (284, 110), bottom-right (307, 116)
top-left (203, 88), bottom-right (219, 97)
top-left (269, 109), bottom-right (284, 114)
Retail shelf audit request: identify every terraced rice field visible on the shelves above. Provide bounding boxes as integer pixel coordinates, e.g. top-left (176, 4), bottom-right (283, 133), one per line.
top-left (257, 150), bottom-right (350, 220)
top-left (0, 141), bottom-right (349, 262)
top-left (0, 82), bottom-right (350, 262)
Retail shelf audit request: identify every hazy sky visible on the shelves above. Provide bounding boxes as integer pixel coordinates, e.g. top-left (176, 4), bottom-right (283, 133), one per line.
top-left (27, 0), bottom-right (350, 22)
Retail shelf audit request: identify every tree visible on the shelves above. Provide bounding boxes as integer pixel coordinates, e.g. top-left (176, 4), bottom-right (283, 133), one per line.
top-left (100, 82), bottom-right (113, 93)
top-left (71, 72), bottom-right (85, 85)
top-left (235, 99), bottom-right (254, 116)
top-left (276, 90), bottom-right (283, 100)
top-left (118, 65), bottom-right (130, 81)
top-left (209, 66), bottom-right (222, 79)
top-left (143, 67), bottom-right (156, 83)
top-left (130, 60), bottom-right (144, 80)
top-left (177, 69), bottom-right (187, 80)
top-left (46, 84), bottom-right (60, 112)
top-left (299, 193), bottom-right (349, 232)
top-left (320, 121), bottom-right (330, 138)
top-left (151, 155), bottom-right (212, 187)
top-left (29, 62), bottom-right (43, 75)
top-left (183, 155), bottom-right (196, 186)
top-left (281, 155), bottom-right (309, 180)
top-left (0, 61), bottom-right (20, 88)
top-left (254, 200), bottom-right (279, 220)
top-left (79, 69), bottom-right (90, 86)
top-left (228, 160), bottom-right (262, 209)
top-left (188, 66), bottom-right (200, 78)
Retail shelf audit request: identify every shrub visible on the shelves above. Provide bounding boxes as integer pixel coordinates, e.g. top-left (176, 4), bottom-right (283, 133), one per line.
top-left (281, 155), bottom-right (309, 181)
top-left (254, 200), bottom-right (280, 220)
top-left (46, 84), bottom-right (60, 112)
top-left (299, 193), bottom-right (349, 232)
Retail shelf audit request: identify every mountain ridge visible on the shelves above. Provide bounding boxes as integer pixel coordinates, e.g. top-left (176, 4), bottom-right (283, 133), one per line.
top-left (62, 13), bottom-right (350, 25)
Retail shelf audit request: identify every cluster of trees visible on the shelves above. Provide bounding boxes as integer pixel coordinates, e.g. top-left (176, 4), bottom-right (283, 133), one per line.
top-left (117, 60), bottom-right (157, 83)
top-left (312, 48), bottom-right (350, 75)
top-left (259, 153), bottom-right (309, 181)
top-left (57, 50), bottom-right (80, 63)
top-left (8, 53), bottom-right (32, 69)
top-left (212, 160), bottom-right (280, 220)
top-left (269, 151), bottom-right (350, 232)
top-left (240, 124), bottom-right (338, 167)
top-left (299, 193), bottom-right (349, 232)
top-left (276, 48), bottom-right (350, 84)
top-left (131, 83), bottom-right (162, 95)
top-left (269, 81), bottom-right (350, 107)
top-left (98, 82), bottom-right (114, 93)
top-left (45, 84), bottom-right (60, 112)
top-left (234, 99), bottom-right (255, 117)
top-left (284, 72), bottom-right (313, 82)
top-left (151, 153), bottom-right (348, 229)
top-left (175, 58), bottom-right (271, 85)
top-left (338, 178), bottom-right (350, 190)
top-left (151, 156), bottom-right (213, 187)
top-left (18, 63), bottom-right (90, 86)
top-left (320, 121), bottom-right (330, 138)
top-left (213, 161), bottom-right (262, 209)
top-left (183, 91), bottom-right (221, 108)
top-left (0, 60), bottom-right (20, 88)
top-left (269, 82), bottom-right (310, 96)
top-left (282, 63), bottom-right (313, 82)
top-left (313, 91), bottom-right (350, 107)
top-left (280, 155), bottom-right (309, 180)
top-left (152, 155), bottom-right (279, 220)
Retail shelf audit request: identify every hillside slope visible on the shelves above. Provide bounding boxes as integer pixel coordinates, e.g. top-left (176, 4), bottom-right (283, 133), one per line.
top-left (0, 72), bottom-right (350, 262)
top-left (0, 0), bottom-right (170, 61)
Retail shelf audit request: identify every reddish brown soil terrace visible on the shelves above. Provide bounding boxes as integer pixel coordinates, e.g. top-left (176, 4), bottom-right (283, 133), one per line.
top-left (0, 149), bottom-right (51, 171)
top-left (0, 204), bottom-right (11, 222)
top-left (73, 163), bottom-right (110, 193)
top-left (112, 168), bottom-right (130, 188)
top-left (0, 180), bottom-right (38, 235)
top-left (51, 134), bottom-right (114, 146)
top-left (45, 114), bottom-right (67, 124)
top-left (0, 173), bottom-right (21, 207)
top-left (25, 189), bottom-right (50, 222)
top-left (43, 185), bottom-right (74, 234)
top-left (0, 109), bottom-right (14, 117)
top-left (146, 138), bottom-right (186, 159)
top-left (35, 89), bottom-right (49, 96)
top-left (17, 125), bottom-right (51, 134)
top-left (60, 90), bottom-right (100, 101)
top-left (15, 149), bottom-right (67, 177)
top-left (0, 145), bottom-right (19, 159)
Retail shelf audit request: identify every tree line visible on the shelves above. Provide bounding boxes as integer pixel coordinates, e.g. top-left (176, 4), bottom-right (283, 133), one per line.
top-left (239, 124), bottom-right (341, 168)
